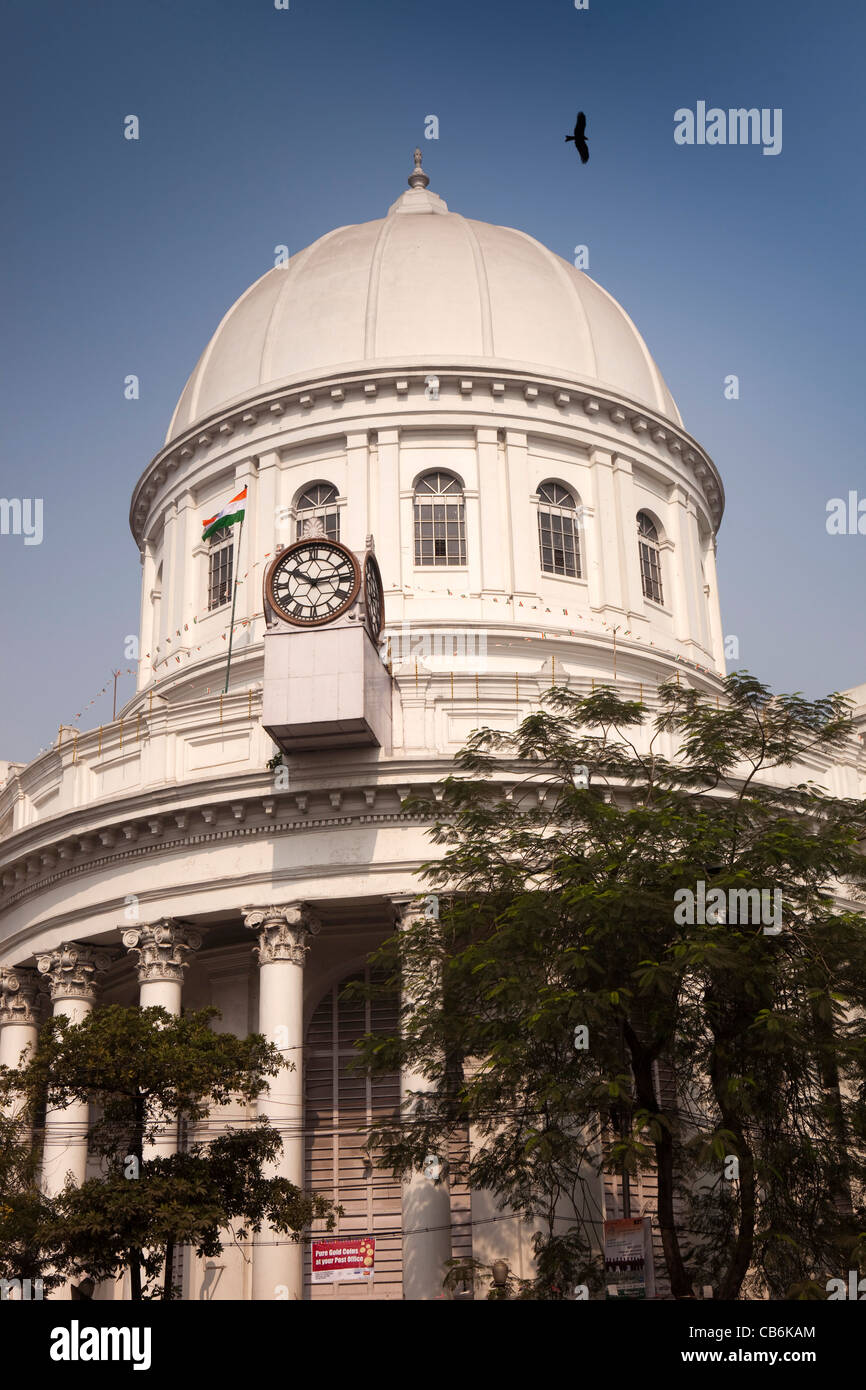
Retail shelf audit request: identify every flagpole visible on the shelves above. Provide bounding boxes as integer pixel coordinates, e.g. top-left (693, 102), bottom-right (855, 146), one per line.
top-left (223, 515), bottom-right (245, 694)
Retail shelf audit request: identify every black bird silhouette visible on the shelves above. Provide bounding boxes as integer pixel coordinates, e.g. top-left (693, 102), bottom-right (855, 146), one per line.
top-left (565, 111), bottom-right (589, 164)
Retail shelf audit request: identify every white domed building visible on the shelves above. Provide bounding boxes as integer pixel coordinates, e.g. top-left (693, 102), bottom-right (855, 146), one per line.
top-left (3, 153), bottom-right (857, 1301)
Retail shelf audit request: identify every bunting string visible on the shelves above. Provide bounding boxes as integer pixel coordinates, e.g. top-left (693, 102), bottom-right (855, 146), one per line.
top-left (382, 582), bottom-right (718, 677)
top-left (65, 560), bottom-right (719, 736)
top-left (69, 669), bottom-right (138, 724)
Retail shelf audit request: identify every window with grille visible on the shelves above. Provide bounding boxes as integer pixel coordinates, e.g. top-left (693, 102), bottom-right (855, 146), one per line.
top-left (207, 529), bottom-right (234, 611)
top-left (537, 481), bottom-right (581, 577)
top-left (414, 472), bottom-right (466, 567)
top-left (637, 512), bottom-right (664, 604)
top-left (296, 482), bottom-right (340, 540)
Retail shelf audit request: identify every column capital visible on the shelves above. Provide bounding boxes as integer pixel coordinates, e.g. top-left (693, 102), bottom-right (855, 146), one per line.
top-left (36, 943), bottom-right (113, 1003)
top-left (0, 966), bottom-right (45, 1025)
top-left (121, 920), bottom-right (202, 984)
top-left (243, 903), bottom-right (320, 966)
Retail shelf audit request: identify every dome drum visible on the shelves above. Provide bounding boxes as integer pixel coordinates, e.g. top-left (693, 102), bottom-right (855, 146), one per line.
top-left (132, 365), bottom-right (723, 545)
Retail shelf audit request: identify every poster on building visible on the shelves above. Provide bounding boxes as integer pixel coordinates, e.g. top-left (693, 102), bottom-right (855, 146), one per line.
top-left (311, 1237), bottom-right (375, 1284)
top-left (603, 1217), bottom-right (656, 1299)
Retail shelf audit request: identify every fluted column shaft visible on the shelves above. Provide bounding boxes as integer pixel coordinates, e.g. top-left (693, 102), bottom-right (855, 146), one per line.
top-left (244, 903), bottom-right (319, 1301)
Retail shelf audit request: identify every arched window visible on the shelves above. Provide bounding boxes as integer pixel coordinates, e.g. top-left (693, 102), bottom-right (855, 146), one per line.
top-left (537, 481), bottom-right (581, 577)
top-left (413, 471), bottom-right (466, 566)
top-left (637, 512), bottom-right (664, 604)
top-left (296, 482), bottom-right (340, 540)
top-left (207, 528), bottom-right (234, 611)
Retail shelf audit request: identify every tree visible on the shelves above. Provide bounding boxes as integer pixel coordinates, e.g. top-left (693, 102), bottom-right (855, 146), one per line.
top-left (8, 1005), bottom-right (336, 1299)
top-left (0, 1100), bottom-right (67, 1294)
top-left (352, 673), bottom-right (866, 1299)
top-left (47, 1124), bottom-right (333, 1300)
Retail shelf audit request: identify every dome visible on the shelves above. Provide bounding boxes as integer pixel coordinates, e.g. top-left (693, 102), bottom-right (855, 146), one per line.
top-left (166, 157), bottom-right (681, 444)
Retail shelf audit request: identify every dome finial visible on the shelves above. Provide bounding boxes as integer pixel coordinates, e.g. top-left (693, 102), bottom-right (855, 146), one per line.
top-left (408, 148), bottom-right (430, 190)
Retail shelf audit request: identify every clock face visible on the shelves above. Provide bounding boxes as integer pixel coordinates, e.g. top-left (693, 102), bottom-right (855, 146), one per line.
top-left (363, 554), bottom-right (384, 640)
top-left (265, 538), bottom-right (361, 627)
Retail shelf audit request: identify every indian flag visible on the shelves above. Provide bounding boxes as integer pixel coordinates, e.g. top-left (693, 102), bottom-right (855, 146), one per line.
top-left (202, 487), bottom-right (247, 542)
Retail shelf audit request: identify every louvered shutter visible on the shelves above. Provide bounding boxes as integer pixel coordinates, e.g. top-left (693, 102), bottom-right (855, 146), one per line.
top-left (304, 969), bottom-right (403, 1299)
top-left (602, 1059), bottom-right (682, 1297)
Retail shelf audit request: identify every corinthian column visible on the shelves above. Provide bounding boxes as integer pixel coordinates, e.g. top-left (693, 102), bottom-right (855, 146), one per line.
top-left (0, 967), bottom-right (44, 1129)
top-left (122, 921), bottom-right (202, 1164)
top-left (36, 944), bottom-right (112, 1196)
top-left (121, 920), bottom-right (201, 1016)
top-left (243, 902), bottom-right (320, 1301)
top-left (392, 896), bottom-right (453, 1300)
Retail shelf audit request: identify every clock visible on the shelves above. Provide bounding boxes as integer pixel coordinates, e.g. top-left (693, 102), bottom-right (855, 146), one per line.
top-left (264, 538), bottom-right (361, 627)
top-left (363, 553), bottom-right (384, 640)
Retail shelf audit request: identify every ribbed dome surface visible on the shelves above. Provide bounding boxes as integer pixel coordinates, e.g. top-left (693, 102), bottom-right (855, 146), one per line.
top-left (167, 177), bottom-right (681, 443)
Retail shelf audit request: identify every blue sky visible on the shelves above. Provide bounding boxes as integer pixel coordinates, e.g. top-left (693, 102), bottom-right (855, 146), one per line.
top-left (1, 0), bottom-right (864, 761)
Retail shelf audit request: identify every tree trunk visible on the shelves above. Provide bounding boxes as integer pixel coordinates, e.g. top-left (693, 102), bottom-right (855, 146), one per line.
top-left (810, 1000), bottom-right (853, 1222)
top-left (623, 1022), bottom-right (694, 1298)
top-left (711, 1042), bottom-right (756, 1301)
top-left (162, 1241), bottom-right (175, 1300)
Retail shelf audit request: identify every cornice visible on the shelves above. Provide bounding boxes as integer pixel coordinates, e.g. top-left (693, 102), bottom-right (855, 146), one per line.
top-left (2, 752), bottom-right (862, 948)
top-left (0, 637), bottom-right (728, 832)
top-left (4, 644), bottom-right (862, 905)
top-left (0, 782), bottom-right (435, 913)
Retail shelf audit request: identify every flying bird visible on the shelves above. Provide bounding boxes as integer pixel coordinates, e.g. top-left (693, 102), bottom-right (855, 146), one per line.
top-left (565, 111), bottom-right (589, 164)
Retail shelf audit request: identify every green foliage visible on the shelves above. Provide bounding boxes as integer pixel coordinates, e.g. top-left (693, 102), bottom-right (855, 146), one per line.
top-left (0, 1097), bottom-right (67, 1288)
top-left (353, 673), bottom-right (866, 1299)
top-left (22, 1005), bottom-right (281, 1159)
top-left (45, 1125), bottom-right (336, 1297)
top-left (3, 1006), bottom-right (337, 1298)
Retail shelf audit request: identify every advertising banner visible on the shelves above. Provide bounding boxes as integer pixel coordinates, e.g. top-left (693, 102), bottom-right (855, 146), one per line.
top-left (603, 1216), bottom-right (656, 1299)
top-left (311, 1237), bottom-right (375, 1284)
